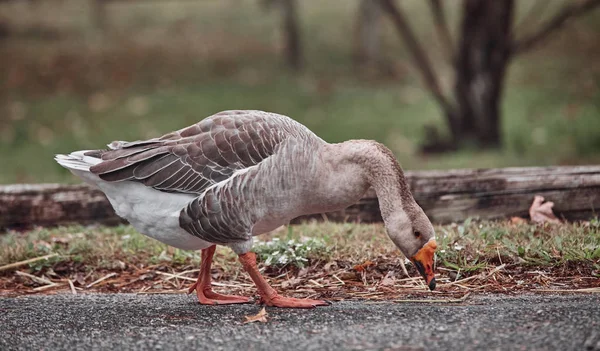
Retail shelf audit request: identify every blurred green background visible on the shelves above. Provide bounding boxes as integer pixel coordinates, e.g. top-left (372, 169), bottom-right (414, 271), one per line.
top-left (0, 0), bottom-right (599, 184)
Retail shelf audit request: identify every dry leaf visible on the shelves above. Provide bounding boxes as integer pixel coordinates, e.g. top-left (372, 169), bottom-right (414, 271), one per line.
top-left (353, 260), bottom-right (375, 272)
top-left (51, 235), bottom-right (72, 244)
top-left (297, 268), bottom-right (309, 277)
top-left (510, 216), bottom-right (527, 225)
top-left (551, 248), bottom-right (562, 258)
top-left (380, 271), bottom-right (396, 286)
top-left (281, 277), bottom-right (302, 289)
top-left (323, 261), bottom-right (338, 272)
top-left (529, 196), bottom-right (561, 224)
top-left (74, 273), bottom-right (86, 286)
top-left (33, 240), bottom-right (52, 250)
top-left (243, 307), bottom-right (268, 324)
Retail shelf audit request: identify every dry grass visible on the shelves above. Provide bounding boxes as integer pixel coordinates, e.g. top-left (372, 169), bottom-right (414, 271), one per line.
top-left (1, 220), bottom-right (599, 300)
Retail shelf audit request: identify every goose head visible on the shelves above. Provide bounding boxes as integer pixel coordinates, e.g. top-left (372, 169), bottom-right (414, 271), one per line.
top-left (340, 140), bottom-right (438, 290)
top-left (384, 205), bottom-right (437, 291)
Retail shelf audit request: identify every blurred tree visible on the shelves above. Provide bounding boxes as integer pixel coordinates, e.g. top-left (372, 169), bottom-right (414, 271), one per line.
top-left (354, 0), bottom-right (383, 67)
top-left (262, 0), bottom-right (303, 71)
top-left (452, 0), bottom-right (514, 149)
top-left (380, 0), bottom-right (600, 151)
top-left (93, 0), bottom-right (108, 31)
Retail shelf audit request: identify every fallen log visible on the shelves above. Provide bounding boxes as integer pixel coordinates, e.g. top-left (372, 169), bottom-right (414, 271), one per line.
top-left (0, 184), bottom-right (125, 229)
top-left (1, 166), bottom-right (600, 229)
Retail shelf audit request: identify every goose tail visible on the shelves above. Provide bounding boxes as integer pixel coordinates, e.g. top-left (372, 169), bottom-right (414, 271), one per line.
top-left (54, 150), bottom-right (102, 172)
top-left (54, 150), bottom-right (106, 188)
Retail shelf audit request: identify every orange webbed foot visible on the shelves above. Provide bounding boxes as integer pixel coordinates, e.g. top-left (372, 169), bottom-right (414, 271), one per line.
top-left (188, 282), bottom-right (251, 305)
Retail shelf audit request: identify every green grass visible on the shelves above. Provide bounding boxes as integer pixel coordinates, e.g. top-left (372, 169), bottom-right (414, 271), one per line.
top-left (2, 221), bottom-right (599, 276)
top-left (1, 0), bottom-right (600, 183)
top-left (2, 80), bottom-right (600, 183)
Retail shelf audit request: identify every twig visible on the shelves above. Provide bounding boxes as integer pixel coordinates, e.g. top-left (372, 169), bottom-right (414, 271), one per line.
top-left (356, 291), bottom-right (385, 297)
top-left (332, 274), bottom-right (345, 285)
top-left (115, 277), bottom-right (144, 288)
top-left (86, 273), bottom-right (117, 288)
top-left (15, 271), bottom-right (54, 285)
top-left (309, 279), bottom-right (324, 288)
top-left (513, 0), bottom-right (548, 35)
top-left (33, 283), bottom-right (64, 292)
top-left (0, 254), bottom-right (59, 272)
top-left (353, 290), bottom-right (384, 295)
top-left (164, 279), bottom-right (180, 290)
top-left (451, 283), bottom-right (472, 290)
top-left (83, 270), bottom-right (94, 281)
top-left (178, 269), bottom-right (200, 275)
top-left (293, 288), bottom-right (317, 294)
top-left (484, 264), bottom-right (506, 277)
top-left (513, 0), bottom-right (600, 54)
top-left (155, 271), bottom-right (252, 289)
top-left (154, 271), bottom-right (196, 282)
top-left (68, 279), bottom-right (77, 295)
top-left (438, 264), bottom-right (506, 288)
top-left (273, 272), bottom-right (289, 279)
top-left (393, 284), bottom-right (426, 289)
top-left (379, 0), bottom-right (454, 114)
top-left (211, 282), bottom-right (254, 288)
top-left (427, 0), bottom-right (454, 60)
top-left (398, 258), bottom-right (409, 278)
top-left (396, 276), bottom-right (424, 282)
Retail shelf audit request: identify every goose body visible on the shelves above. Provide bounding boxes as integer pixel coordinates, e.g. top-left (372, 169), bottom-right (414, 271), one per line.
top-left (56, 110), bottom-right (366, 253)
top-left (56, 109), bottom-right (438, 308)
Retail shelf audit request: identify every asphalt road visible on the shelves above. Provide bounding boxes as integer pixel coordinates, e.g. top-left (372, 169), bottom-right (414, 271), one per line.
top-left (0, 293), bottom-right (599, 351)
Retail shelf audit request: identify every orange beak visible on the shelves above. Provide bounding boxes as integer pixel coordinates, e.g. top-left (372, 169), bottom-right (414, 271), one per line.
top-left (410, 239), bottom-right (437, 291)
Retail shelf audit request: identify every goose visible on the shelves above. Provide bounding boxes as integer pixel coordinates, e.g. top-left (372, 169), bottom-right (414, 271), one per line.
top-left (55, 110), bottom-right (437, 308)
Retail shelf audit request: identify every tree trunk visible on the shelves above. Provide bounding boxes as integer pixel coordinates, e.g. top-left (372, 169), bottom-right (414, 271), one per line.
top-left (92, 0), bottom-right (108, 31)
top-left (280, 0), bottom-right (302, 71)
top-left (452, 0), bottom-right (514, 148)
top-left (381, 0), bottom-right (598, 151)
top-left (354, 0), bottom-right (382, 66)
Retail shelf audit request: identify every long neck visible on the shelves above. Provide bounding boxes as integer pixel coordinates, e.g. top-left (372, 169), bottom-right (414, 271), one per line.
top-left (339, 140), bottom-right (414, 222)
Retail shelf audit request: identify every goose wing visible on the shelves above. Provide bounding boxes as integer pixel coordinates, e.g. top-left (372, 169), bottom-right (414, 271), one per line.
top-left (89, 110), bottom-right (291, 195)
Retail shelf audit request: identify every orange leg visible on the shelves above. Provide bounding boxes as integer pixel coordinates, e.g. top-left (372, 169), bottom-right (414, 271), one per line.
top-left (239, 252), bottom-right (329, 308)
top-left (188, 245), bottom-right (250, 305)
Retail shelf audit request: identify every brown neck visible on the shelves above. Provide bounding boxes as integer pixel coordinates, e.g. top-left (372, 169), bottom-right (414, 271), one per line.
top-left (337, 140), bottom-right (414, 222)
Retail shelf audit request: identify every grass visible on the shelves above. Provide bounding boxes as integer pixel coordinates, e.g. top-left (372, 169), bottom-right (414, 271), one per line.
top-left (1, 1), bottom-right (600, 183)
top-left (253, 235), bottom-right (328, 268)
top-left (435, 218), bottom-right (600, 271)
top-left (2, 221), bottom-right (599, 286)
top-left (2, 81), bottom-right (600, 184)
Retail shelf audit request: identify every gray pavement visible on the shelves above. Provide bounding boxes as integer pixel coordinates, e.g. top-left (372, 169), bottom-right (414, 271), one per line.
top-left (0, 293), bottom-right (599, 351)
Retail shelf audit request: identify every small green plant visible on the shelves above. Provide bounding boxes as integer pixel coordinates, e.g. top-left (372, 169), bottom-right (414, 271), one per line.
top-left (253, 237), bottom-right (328, 268)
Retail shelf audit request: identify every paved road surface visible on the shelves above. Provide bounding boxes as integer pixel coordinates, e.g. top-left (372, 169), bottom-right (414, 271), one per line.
top-left (0, 293), bottom-right (599, 350)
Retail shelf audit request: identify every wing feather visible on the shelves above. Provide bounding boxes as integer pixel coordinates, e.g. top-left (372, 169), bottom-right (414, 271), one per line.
top-left (89, 110), bottom-right (290, 195)
top-left (132, 154), bottom-right (177, 179)
top-left (88, 110), bottom-right (314, 244)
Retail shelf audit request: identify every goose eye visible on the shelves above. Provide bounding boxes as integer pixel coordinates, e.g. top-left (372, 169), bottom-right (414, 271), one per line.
top-left (414, 231), bottom-right (421, 238)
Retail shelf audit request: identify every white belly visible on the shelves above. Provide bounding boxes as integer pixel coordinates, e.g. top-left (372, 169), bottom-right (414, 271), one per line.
top-left (96, 180), bottom-right (213, 251)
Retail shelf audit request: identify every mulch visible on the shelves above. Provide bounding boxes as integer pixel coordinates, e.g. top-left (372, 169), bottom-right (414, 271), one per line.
top-left (1, 256), bottom-right (599, 301)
